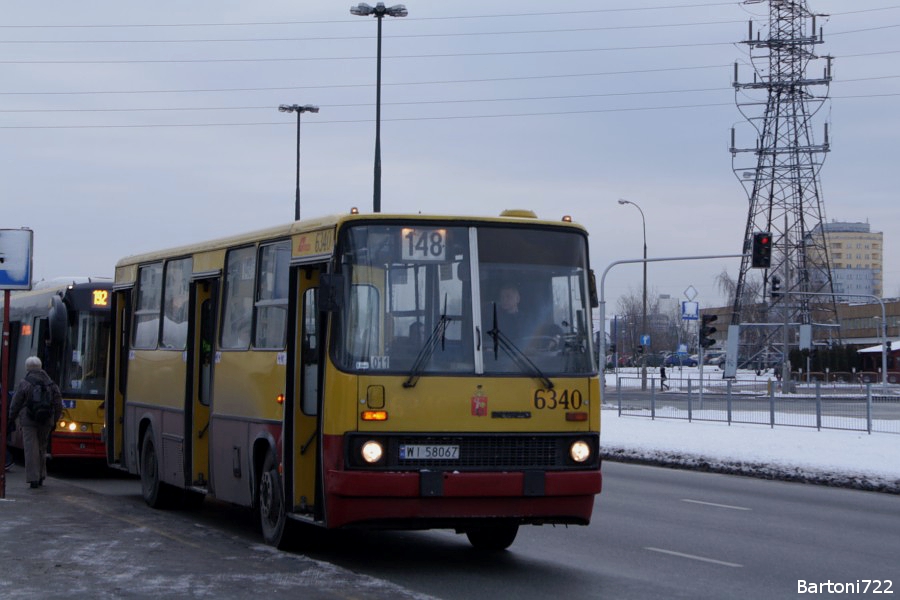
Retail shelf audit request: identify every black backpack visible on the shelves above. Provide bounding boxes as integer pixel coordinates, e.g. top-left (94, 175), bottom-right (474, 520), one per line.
top-left (25, 374), bottom-right (54, 424)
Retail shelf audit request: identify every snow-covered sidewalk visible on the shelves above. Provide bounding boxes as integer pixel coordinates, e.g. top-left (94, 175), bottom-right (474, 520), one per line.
top-left (600, 409), bottom-right (900, 493)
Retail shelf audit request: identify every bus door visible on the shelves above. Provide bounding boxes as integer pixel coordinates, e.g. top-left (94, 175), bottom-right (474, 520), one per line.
top-left (188, 278), bottom-right (217, 491)
top-left (288, 265), bottom-right (323, 518)
top-left (106, 288), bottom-right (130, 469)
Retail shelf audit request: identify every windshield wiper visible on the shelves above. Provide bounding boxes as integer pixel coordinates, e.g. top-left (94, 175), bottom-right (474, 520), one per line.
top-left (488, 303), bottom-right (554, 390)
top-left (403, 296), bottom-right (452, 388)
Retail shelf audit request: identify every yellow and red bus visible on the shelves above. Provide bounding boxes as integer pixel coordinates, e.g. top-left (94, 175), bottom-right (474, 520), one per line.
top-left (106, 210), bottom-right (601, 550)
top-left (3, 280), bottom-right (112, 459)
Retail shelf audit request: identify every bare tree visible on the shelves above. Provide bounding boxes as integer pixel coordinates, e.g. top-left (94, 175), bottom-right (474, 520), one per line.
top-left (614, 287), bottom-right (689, 358)
top-left (716, 267), bottom-right (771, 366)
top-left (715, 266), bottom-right (763, 309)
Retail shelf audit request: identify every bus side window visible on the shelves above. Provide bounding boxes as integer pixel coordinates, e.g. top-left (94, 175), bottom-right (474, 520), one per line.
top-left (254, 241), bottom-right (290, 349)
top-left (133, 262), bottom-right (163, 349)
top-left (161, 257), bottom-right (192, 350)
top-left (221, 247), bottom-right (255, 350)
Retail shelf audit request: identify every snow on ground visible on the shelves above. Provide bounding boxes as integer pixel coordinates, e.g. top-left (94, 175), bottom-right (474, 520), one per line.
top-left (600, 370), bottom-right (900, 494)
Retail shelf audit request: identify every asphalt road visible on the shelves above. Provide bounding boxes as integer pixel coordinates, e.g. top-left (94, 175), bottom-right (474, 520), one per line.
top-left (37, 460), bottom-right (900, 600)
top-left (293, 461), bottom-right (900, 599)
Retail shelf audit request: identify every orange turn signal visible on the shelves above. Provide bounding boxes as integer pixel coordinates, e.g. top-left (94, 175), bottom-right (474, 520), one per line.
top-left (276, 393), bottom-right (285, 405)
top-left (565, 412), bottom-right (588, 422)
top-left (361, 410), bottom-right (388, 421)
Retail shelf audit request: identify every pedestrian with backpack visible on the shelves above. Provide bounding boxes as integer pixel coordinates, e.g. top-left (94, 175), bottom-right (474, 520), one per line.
top-left (8, 356), bottom-right (62, 489)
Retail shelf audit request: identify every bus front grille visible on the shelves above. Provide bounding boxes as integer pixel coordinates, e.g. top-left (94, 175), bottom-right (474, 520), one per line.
top-left (345, 433), bottom-right (599, 471)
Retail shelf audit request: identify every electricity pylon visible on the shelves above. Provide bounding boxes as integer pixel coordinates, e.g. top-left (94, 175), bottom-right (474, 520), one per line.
top-left (729, 0), bottom-right (839, 369)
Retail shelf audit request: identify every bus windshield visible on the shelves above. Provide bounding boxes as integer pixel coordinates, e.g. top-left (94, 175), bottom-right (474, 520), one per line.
top-left (334, 223), bottom-right (594, 378)
top-left (60, 311), bottom-right (110, 397)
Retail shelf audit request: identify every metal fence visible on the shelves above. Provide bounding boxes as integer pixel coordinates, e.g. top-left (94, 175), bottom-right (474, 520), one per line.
top-left (608, 375), bottom-right (900, 434)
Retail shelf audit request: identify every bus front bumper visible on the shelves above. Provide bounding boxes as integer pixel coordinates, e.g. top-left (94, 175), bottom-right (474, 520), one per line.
top-left (324, 469), bottom-right (601, 529)
top-left (50, 433), bottom-right (105, 459)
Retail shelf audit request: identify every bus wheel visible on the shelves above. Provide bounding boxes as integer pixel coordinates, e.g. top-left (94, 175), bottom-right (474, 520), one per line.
top-left (140, 430), bottom-right (177, 509)
top-left (465, 523), bottom-right (519, 551)
top-left (259, 450), bottom-right (291, 548)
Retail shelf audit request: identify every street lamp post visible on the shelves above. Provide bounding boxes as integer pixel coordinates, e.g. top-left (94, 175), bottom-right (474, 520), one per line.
top-left (278, 104), bottom-right (319, 221)
top-left (350, 2), bottom-right (408, 213)
top-left (618, 198), bottom-right (648, 389)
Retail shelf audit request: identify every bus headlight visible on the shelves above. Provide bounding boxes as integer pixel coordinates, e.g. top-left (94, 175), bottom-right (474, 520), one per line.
top-left (361, 440), bottom-right (384, 464)
top-left (569, 440), bottom-right (591, 463)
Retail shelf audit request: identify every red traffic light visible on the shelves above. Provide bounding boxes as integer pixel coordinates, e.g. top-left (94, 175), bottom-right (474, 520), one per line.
top-left (751, 231), bottom-right (772, 269)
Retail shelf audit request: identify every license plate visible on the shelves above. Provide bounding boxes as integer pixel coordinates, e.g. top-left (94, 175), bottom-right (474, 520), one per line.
top-left (399, 444), bottom-right (459, 460)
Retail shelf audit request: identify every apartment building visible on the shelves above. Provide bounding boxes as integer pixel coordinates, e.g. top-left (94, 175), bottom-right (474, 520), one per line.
top-left (807, 220), bottom-right (883, 300)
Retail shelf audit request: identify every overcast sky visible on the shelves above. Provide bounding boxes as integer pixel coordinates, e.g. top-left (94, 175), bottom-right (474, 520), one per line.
top-left (1, 1), bottom-right (897, 310)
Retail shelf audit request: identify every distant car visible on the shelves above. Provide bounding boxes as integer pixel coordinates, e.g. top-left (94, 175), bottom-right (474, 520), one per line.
top-left (705, 353), bottom-right (726, 367)
top-left (664, 354), bottom-right (697, 367)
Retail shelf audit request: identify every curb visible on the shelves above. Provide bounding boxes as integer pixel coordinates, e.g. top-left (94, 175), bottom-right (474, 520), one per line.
top-left (601, 448), bottom-right (900, 495)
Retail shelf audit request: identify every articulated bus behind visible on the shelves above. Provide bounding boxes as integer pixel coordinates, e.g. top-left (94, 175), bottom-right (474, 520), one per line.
top-left (4, 280), bottom-right (112, 459)
top-left (107, 211), bottom-right (601, 551)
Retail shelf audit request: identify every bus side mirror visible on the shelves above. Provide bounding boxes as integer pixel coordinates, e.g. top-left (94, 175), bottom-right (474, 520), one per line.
top-left (588, 270), bottom-right (599, 308)
top-left (48, 295), bottom-right (68, 346)
top-left (319, 273), bottom-right (344, 312)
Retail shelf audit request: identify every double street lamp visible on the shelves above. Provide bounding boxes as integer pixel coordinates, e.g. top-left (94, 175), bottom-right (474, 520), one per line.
top-left (278, 104), bottom-right (319, 221)
top-left (350, 2), bottom-right (408, 213)
top-left (618, 198), bottom-right (648, 389)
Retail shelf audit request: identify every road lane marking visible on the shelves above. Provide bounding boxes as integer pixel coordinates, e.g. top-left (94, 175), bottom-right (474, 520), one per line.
top-left (645, 547), bottom-right (743, 568)
top-left (681, 498), bottom-right (751, 511)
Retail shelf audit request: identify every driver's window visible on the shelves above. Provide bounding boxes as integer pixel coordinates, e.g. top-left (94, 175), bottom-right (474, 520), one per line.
top-left (345, 285), bottom-right (380, 362)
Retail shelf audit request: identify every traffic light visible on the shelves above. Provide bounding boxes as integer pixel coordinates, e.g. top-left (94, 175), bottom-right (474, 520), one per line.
top-left (699, 314), bottom-right (718, 349)
top-left (770, 275), bottom-right (782, 300)
top-left (751, 232), bottom-right (772, 269)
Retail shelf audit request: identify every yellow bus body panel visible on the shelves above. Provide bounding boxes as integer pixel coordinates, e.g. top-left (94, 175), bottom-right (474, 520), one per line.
top-left (214, 350), bottom-right (285, 421)
top-left (354, 376), bottom-right (596, 433)
top-left (193, 249), bottom-right (226, 274)
top-left (126, 351), bottom-right (186, 410)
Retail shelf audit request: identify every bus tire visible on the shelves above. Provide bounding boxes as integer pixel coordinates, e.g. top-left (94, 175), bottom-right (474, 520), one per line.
top-left (259, 450), bottom-right (291, 549)
top-left (465, 523), bottom-right (519, 551)
top-left (140, 430), bottom-right (177, 509)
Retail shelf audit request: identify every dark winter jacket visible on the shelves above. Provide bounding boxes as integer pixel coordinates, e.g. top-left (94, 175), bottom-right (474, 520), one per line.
top-left (8, 369), bottom-right (63, 428)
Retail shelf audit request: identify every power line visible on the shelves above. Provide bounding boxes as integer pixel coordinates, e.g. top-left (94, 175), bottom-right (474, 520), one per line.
top-left (3, 75), bottom-right (895, 114)
top-left (0, 63), bottom-right (732, 96)
top-left (2, 92), bottom-right (896, 130)
top-left (831, 6), bottom-right (900, 17)
top-left (0, 41), bottom-right (737, 65)
top-left (828, 23), bottom-right (900, 37)
top-left (0, 20), bottom-right (749, 44)
top-left (0, 102), bottom-right (739, 129)
top-left (1, 64), bottom-right (894, 101)
top-left (2, 14), bottom-right (896, 46)
top-left (3, 75), bottom-right (895, 113)
top-left (0, 3), bottom-right (741, 29)
top-left (0, 86), bottom-right (734, 113)
top-left (3, 44), bottom-right (893, 67)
